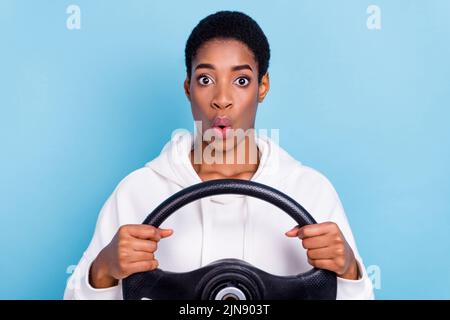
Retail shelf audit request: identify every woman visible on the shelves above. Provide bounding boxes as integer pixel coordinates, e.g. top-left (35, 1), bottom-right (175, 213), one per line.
top-left (64, 11), bottom-right (374, 299)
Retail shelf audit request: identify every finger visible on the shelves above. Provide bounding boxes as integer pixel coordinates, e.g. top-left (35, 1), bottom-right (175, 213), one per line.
top-left (285, 225), bottom-right (300, 237)
top-left (129, 251), bottom-right (154, 263)
top-left (128, 259), bottom-right (159, 275)
top-left (159, 228), bottom-right (174, 239)
top-left (298, 222), bottom-right (335, 239)
top-left (126, 225), bottom-right (160, 240)
top-left (307, 247), bottom-right (336, 260)
top-left (131, 239), bottom-right (157, 253)
top-left (128, 225), bottom-right (173, 241)
top-left (307, 258), bottom-right (335, 271)
top-left (301, 234), bottom-right (331, 249)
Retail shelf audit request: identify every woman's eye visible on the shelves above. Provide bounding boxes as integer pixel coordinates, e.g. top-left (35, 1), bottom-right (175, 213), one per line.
top-left (198, 75), bottom-right (213, 86)
top-left (234, 77), bottom-right (250, 87)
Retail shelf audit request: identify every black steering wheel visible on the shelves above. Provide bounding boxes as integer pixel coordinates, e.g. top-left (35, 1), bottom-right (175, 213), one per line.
top-left (122, 179), bottom-right (337, 300)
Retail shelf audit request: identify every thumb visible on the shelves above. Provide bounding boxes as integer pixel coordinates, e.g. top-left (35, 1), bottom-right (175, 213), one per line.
top-left (158, 228), bottom-right (174, 238)
top-left (285, 225), bottom-right (300, 237)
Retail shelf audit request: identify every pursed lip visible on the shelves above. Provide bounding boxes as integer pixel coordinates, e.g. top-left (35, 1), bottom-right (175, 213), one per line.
top-left (212, 116), bottom-right (232, 128)
top-left (211, 116), bottom-right (233, 139)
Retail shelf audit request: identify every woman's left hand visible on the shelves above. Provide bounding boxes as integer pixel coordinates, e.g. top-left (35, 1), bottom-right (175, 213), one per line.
top-left (285, 222), bottom-right (359, 280)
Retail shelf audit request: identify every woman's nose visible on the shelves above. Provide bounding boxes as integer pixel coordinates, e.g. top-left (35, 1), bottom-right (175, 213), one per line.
top-left (211, 85), bottom-right (232, 109)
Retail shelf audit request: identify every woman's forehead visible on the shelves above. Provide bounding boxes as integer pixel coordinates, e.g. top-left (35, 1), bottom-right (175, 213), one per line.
top-left (193, 39), bottom-right (257, 71)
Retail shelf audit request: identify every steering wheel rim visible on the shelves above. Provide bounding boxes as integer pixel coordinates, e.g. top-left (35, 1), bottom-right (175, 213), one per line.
top-left (142, 178), bottom-right (317, 227)
top-left (122, 179), bottom-right (337, 300)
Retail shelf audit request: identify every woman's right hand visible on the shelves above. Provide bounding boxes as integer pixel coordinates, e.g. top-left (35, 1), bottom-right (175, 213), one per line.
top-left (89, 224), bottom-right (174, 288)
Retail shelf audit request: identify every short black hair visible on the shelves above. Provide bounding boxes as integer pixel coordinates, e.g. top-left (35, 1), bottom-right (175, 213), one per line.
top-left (185, 11), bottom-right (270, 83)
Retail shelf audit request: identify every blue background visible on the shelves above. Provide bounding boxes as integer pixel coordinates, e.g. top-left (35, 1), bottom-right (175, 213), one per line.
top-left (1, 0), bottom-right (449, 299)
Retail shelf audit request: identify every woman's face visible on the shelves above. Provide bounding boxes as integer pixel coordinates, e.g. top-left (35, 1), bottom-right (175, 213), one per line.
top-left (184, 38), bottom-right (270, 150)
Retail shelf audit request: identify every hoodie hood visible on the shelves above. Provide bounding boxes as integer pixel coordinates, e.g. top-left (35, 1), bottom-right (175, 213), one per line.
top-left (144, 130), bottom-right (300, 190)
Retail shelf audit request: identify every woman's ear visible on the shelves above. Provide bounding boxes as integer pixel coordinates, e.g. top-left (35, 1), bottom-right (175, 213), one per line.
top-left (258, 72), bottom-right (270, 103)
top-left (184, 77), bottom-right (191, 102)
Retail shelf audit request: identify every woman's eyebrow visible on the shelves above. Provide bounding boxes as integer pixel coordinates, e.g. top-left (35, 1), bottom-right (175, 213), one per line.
top-left (231, 64), bottom-right (253, 72)
top-left (195, 63), bottom-right (215, 71)
top-left (194, 63), bottom-right (253, 72)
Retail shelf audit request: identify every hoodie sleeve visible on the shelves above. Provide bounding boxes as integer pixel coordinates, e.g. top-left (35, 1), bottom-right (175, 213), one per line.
top-left (64, 187), bottom-right (123, 300)
top-left (323, 179), bottom-right (375, 300)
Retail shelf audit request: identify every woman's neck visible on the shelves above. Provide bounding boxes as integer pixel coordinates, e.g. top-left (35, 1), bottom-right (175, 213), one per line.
top-left (190, 135), bottom-right (260, 181)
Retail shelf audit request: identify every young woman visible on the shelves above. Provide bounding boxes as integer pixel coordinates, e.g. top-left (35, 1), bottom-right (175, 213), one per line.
top-left (65, 11), bottom-right (374, 299)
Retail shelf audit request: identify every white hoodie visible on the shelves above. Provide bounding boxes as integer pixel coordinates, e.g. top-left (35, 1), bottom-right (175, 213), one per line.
top-left (64, 131), bottom-right (374, 300)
